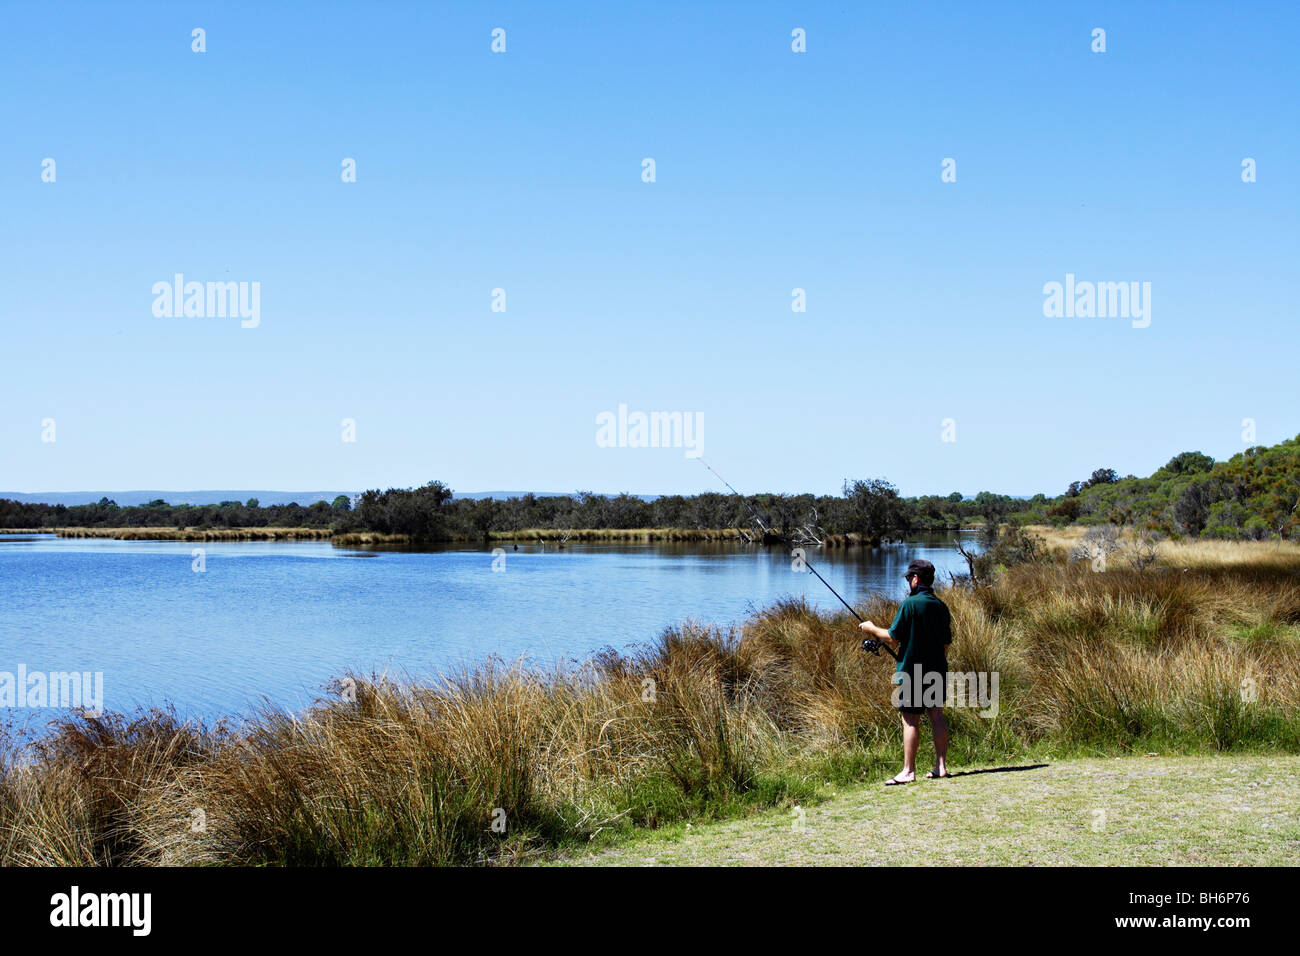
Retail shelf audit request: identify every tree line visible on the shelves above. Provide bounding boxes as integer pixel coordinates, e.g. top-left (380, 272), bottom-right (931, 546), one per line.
top-left (0, 496), bottom-right (348, 532)
top-left (0, 481), bottom-right (1019, 543)
top-left (1023, 435), bottom-right (1300, 540)
top-left (6, 433), bottom-right (1296, 542)
top-left (336, 478), bottom-right (1014, 542)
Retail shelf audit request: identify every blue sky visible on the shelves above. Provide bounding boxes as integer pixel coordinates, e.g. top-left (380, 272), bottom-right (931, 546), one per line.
top-left (2, 1), bottom-right (1296, 498)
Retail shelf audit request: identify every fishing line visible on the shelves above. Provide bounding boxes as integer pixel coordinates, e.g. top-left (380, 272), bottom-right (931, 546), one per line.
top-left (695, 458), bottom-right (898, 660)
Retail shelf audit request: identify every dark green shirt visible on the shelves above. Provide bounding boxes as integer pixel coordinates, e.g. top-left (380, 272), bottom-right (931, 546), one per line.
top-left (888, 586), bottom-right (952, 675)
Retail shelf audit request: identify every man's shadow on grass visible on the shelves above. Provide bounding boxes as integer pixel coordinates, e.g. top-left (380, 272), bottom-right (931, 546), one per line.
top-left (944, 763), bottom-right (1049, 779)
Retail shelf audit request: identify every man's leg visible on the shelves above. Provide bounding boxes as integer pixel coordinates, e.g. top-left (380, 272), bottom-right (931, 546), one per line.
top-left (926, 707), bottom-right (948, 778)
top-left (887, 711), bottom-right (921, 784)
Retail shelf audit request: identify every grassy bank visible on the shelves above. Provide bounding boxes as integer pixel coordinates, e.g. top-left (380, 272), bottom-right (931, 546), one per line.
top-left (52, 527), bottom-right (333, 541)
top-left (51, 526), bottom-right (772, 545)
top-left (488, 527), bottom-right (753, 542)
top-left (481, 528), bottom-right (972, 545)
top-left (561, 754), bottom-right (1300, 866)
top-left (42, 525), bottom-right (977, 546)
top-left (331, 527), bottom-right (759, 547)
top-left (2, 537), bottom-right (1298, 866)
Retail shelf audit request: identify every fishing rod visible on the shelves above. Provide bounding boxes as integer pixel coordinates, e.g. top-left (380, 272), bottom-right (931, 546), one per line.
top-left (699, 459), bottom-right (773, 536)
top-left (696, 459), bottom-right (898, 661)
top-left (798, 546), bottom-right (898, 661)
top-left (700, 459), bottom-right (745, 499)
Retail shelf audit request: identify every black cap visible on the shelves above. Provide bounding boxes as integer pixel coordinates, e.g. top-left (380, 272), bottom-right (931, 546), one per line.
top-left (904, 559), bottom-right (935, 585)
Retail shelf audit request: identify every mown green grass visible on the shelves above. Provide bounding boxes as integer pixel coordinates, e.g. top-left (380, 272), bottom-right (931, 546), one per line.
top-left (558, 755), bottom-right (1300, 866)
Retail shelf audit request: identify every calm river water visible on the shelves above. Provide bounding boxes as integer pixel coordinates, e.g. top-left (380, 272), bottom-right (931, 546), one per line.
top-left (0, 533), bottom-right (974, 723)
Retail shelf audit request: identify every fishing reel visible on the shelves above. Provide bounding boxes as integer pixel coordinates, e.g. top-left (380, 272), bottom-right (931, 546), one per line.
top-left (861, 638), bottom-right (885, 656)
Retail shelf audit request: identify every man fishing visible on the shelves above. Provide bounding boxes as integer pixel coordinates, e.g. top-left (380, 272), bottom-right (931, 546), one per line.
top-left (858, 559), bottom-right (951, 785)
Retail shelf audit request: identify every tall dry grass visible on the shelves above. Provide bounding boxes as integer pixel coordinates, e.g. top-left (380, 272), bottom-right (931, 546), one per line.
top-left (3, 539), bottom-right (1298, 865)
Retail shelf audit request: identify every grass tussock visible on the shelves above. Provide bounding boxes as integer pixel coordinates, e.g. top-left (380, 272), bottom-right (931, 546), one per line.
top-left (3, 538), bottom-right (1299, 865)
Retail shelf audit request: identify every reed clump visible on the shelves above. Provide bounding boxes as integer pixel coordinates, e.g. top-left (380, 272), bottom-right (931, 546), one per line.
top-left (3, 538), bottom-right (1298, 865)
top-left (330, 531), bottom-right (412, 546)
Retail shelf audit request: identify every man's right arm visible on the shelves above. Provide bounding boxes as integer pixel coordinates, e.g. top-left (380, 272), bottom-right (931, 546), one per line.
top-left (859, 620), bottom-right (895, 644)
top-left (861, 604), bottom-right (905, 647)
